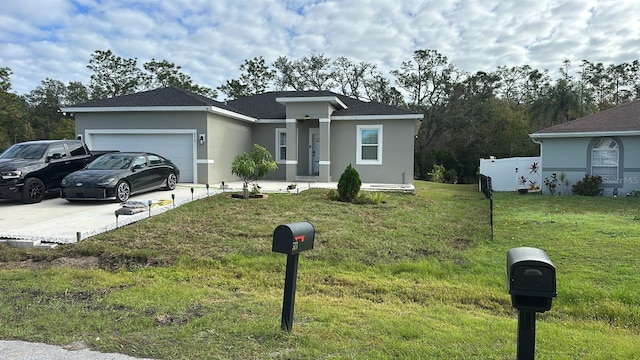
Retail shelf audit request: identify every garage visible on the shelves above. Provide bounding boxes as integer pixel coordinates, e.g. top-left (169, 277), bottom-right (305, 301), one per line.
top-left (86, 130), bottom-right (196, 183)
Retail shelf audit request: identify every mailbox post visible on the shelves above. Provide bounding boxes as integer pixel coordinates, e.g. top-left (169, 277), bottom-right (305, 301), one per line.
top-left (272, 221), bottom-right (315, 332)
top-left (507, 247), bottom-right (557, 360)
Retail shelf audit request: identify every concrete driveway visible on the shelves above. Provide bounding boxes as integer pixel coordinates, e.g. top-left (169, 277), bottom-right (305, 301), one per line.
top-left (0, 184), bottom-right (218, 246)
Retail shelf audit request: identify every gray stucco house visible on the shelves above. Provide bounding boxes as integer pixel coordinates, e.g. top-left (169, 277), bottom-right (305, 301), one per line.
top-left (529, 100), bottom-right (640, 196)
top-left (62, 87), bottom-right (423, 185)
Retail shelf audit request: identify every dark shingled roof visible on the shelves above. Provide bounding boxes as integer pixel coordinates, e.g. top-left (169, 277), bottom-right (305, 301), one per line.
top-left (227, 90), bottom-right (418, 119)
top-left (69, 88), bottom-right (418, 119)
top-left (534, 100), bottom-right (640, 134)
top-left (70, 87), bottom-right (248, 115)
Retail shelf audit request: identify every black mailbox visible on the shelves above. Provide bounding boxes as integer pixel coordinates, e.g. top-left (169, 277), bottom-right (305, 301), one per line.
top-left (507, 247), bottom-right (556, 312)
top-left (272, 221), bottom-right (315, 255)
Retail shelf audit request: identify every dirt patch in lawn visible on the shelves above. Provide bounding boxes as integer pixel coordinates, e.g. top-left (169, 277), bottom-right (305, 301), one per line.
top-left (0, 256), bottom-right (101, 270)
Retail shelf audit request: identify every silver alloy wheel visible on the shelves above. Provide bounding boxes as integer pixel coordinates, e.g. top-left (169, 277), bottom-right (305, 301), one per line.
top-left (166, 172), bottom-right (177, 190)
top-left (116, 181), bottom-right (131, 202)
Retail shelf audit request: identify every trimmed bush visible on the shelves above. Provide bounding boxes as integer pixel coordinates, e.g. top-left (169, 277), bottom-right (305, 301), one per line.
top-left (337, 164), bottom-right (361, 202)
top-left (572, 174), bottom-right (603, 196)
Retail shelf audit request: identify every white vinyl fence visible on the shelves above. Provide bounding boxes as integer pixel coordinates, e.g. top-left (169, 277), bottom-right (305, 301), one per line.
top-left (479, 156), bottom-right (542, 192)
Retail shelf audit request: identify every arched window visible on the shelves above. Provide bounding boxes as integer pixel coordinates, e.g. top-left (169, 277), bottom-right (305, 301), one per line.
top-left (591, 137), bottom-right (619, 183)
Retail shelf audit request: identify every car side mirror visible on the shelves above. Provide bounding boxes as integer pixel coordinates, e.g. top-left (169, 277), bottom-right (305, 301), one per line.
top-left (133, 164), bottom-right (144, 171)
top-left (46, 153), bottom-right (61, 162)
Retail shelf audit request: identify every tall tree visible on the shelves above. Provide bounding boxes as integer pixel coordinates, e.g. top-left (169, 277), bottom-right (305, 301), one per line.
top-left (331, 57), bottom-right (404, 106)
top-left (392, 49), bottom-right (461, 108)
top-left (0, 68), bottom-right (33, 148)
top-left (495, 65), bottom-right (551, 106)
top-left (87, 49), bottom-right (149, 99)
top-left (529, 78), bottom-right (590, 129)
top-left (392, 49), bottom-right (461, 156)
top-left (65, 81), bottom-right (90, 106)
top-left (144, 59), bottom-right (217, 98)
top-left (24, 78), bottom-right (74, 139)
top-left (0, 67), bottom-right (12, 93)
top-left (217, 56), bottom-right (274, 99)
top-left (273, 54), bottom-right (336, 91)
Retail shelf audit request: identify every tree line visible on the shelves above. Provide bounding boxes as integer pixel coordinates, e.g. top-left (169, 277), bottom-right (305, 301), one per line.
top-left (2, 49), bottom-right (640, 183)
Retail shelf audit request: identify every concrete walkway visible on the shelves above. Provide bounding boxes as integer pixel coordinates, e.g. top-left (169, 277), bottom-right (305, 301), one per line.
top-left (0, 340), bottom-right (155, 360)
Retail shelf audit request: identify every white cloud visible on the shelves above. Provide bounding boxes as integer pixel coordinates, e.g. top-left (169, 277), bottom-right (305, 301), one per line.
top-left (1, 0), bottom-right (639, 96)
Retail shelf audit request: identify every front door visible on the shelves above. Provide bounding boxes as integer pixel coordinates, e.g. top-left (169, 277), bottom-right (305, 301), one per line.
top-left (309, 129), bottom-right (320, 175)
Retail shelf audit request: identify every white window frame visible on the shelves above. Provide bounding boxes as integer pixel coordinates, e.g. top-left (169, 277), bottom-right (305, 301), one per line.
top-left (356, 125), bottom-right (383, 165)
top-left (275, 128), bottom-right (287, 164)
top-left (591, 137), bottom-right (619, 183)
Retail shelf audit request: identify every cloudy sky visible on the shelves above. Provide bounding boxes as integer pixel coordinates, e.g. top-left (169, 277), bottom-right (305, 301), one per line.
top-left (2, 0), bottom-right (639, 97)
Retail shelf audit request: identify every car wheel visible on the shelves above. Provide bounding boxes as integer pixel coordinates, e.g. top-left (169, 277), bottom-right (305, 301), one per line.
top-left (22, 178), bottom-right (45, 204)
top-left (115, 180), bottom-right (131, 202)
top-left (164, 172), bottom-right (177, 190)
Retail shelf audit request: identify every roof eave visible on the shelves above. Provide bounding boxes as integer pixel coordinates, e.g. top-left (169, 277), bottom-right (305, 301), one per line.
top-left (331, 114), bottom-right (424, 121)
top-left (529, 130), bottom-right (640, 138)
top-left (60, 106), bottom-right (256, 123)
top-left (276, 96), bottom-right (348, 109)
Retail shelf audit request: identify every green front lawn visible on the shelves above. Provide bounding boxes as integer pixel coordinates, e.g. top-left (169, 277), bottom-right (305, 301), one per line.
top-left (0, 182), bottom-right (638, 359)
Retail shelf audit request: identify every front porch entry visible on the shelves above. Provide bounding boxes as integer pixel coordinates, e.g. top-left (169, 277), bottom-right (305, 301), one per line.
top-left (309, 128), bottom-right (320, 175)
top-left (285, 117), bottom-right (331, 182)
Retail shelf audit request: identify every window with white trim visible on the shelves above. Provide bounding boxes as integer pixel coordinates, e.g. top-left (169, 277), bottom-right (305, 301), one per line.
top-left (275, 128), bottom-right (287, 163)
top-left (356, 125), bottom-right (382, 165)
top-left (591, 137), bottom-right (619, 183)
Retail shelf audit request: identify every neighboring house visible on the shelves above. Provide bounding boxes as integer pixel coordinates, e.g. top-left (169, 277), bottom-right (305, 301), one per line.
top-left (529, 100), bottom-right (640, 196)
top-left (61, 87), bottom-right (423, 185)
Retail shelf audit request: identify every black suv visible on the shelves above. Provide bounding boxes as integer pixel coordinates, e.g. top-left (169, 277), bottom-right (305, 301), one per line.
top-left (0, 140), bottom-right (94, 203)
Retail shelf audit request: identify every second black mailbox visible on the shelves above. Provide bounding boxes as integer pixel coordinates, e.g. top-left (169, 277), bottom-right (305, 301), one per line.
top-left (507, 247), bottom-right (556, 312)
top-left (272, 221), bottom-right (315, 255)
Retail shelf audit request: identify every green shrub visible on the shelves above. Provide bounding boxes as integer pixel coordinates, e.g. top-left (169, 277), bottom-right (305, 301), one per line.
top-left (337, 164), bottom-right (361, 202)
top-left (428, 164), bottom-right (445, 183)
top-left (572, 174), bottom-right (603, 196)
top-left (443, 168), bottom-right (458, 184)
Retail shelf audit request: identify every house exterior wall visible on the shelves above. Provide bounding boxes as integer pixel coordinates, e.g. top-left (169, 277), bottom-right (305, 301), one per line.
top-left (284, 103), bottom-right (334, 120)
top-left (331, 119), bottom-right (414, 184)
top-left (205, 113), bottom-right (253, 184)
top-left (74, 111), bottom-right (253, 184)
top-left (253, 122), bottom-right (287, 180)
top-left (540, 136), bottom-right (640, 196)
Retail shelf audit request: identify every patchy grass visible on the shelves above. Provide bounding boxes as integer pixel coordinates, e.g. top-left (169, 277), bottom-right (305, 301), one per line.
top-left (0, 182), bottom-right (639, 359)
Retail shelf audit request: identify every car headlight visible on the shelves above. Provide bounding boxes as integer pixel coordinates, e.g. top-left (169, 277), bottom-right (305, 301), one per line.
top-left (1, 170), bottom-right (21, 179)
top-left (96, 177), bottom-right (117, 186)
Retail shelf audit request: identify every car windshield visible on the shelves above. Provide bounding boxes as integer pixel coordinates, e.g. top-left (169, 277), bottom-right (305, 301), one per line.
top-left (0, 143), bottom-right (48, 160)
top-left (87, 154), bottom-right (134, 170)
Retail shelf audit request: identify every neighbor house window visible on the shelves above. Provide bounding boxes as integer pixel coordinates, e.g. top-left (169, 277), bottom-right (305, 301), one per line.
top-left (356, 125), bottom-right (382, 165)
top-left (275, 128), bottom-right (287, 163)
top-left (591, 137), bottom-right (619, 183)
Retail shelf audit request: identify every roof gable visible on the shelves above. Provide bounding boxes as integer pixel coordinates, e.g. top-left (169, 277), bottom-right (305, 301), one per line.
top-left (532, 100), bottom-right (640, 137)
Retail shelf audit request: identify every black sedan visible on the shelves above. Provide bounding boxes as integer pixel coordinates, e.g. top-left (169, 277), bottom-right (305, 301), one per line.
top-left (61, 152), bottom-right (180, 202)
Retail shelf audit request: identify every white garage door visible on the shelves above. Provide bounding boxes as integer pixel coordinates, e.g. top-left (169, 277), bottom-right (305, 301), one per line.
top-left (89, 132), bottom-right (195, 183)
